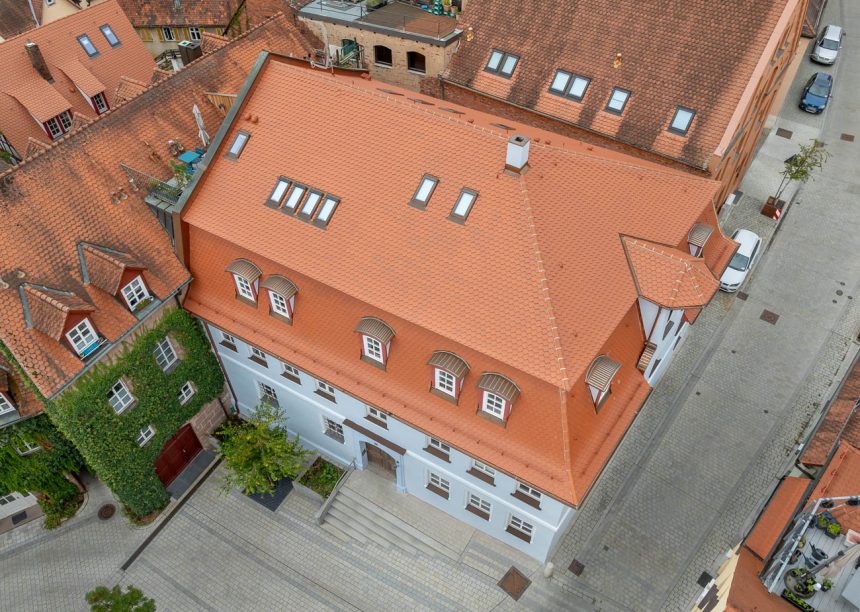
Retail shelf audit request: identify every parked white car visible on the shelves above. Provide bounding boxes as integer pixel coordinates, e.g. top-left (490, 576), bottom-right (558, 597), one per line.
top-left (811, 24), bottom-right (844, 65)
top-left (720, 229), bottom-right (762, 292)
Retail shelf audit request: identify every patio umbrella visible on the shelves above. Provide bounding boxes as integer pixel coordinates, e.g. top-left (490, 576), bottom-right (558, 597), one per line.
top-left (820, 543), bottom-right (860, 579)
top-left (193, 104), bottom-right (209, 148)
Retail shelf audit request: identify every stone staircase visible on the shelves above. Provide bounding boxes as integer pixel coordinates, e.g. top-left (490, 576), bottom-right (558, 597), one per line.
top-left (322, 487), bottom-right (459, 560)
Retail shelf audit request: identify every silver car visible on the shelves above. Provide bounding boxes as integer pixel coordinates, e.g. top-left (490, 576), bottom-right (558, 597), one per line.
top-left (719, 229), bottom-right (762, 292)
top-left (811, 24), bottom-right (844, 65)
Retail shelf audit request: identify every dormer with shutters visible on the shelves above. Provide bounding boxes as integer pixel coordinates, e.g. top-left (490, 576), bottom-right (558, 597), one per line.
top-left (226, 259), bottom-right (262, 307)
top-left (355, 317), bottom-right (395, 369)
top-left (476, 372), bottom-right (520, 425)
top-left (585, 355), bottom-right (621, 411)
top-left (20, 284), bottom-right (103, 360)
top-left (427, 350), bottom-right (470, 404)
top-left (79, 243), bottom-right (154, 314)
top-left (260, 275), bottom-right (298, 323)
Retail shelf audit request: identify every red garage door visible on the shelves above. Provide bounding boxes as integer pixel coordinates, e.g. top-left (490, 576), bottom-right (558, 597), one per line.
top-left (155, 424), bottom-right (203, 486)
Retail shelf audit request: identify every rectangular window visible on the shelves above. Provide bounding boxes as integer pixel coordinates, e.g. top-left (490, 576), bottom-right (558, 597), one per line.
top-left (16, 440), bottom-right (41, 455)
top-left (78, 34), bottom-right (99, 57)
top-left (249, 346), bottom-right (267, 366)
top-left (324, 417), bottom-right (344, 443)
top-left (366, 406), bottom-right (388, 427)
top-left (108, 379), bottom-right (134, 414)
top-left (281, 362), bottom-right (301, 383)
top-left (267, 178), bottom-right (290, 207)
top-left (315, 380), bottom-right (336, 401)
top-left (225, 130), bottom-right (249, 159)
top-left (45, 117), bottom-right (63, 139)
top-left (374, 45), bottom-right (392, 66)
top-left (0, 392), bottom-right (17, 415)
top-left (362, 335), bottom-right (384, 363)
top-left (136, 425), bottom-right (155, 447)
top-left (466, 492), bottom-right (492, 519)
top-left (313, 196), bottom-right (340, 229)
top-left (472, 460), bottom-right (495, 479)
top-left (410, 174), bottom-right (438, 208)
top-left (297, 190), bottom-right (323, 221)
top-left (189, 26), bottom-right (201, 41)
top-left (258, 381), bottom-right (278, 406)
top-left (153, 337), bottom-right (178, 372)
top-left (669, 106), bottom-right (695, 135)
top-left (121, 275), bottom-right (150, 310)
top-left (100, 24), bottom-right (121, 47)
top-left (606, 88), bottom-right (631, 114)
top-left (269, 291), bottom-right (291, 318)
top-left (507, 515), bottom-right (534, 542)
top-left (550, 69), bottom-right (590, 101)
top-left (220, 331), bottom-right (237, 350)
top-left (449, 188), bottom-right (478, 222)
top-left (92, 92), bottom-right (109, 114)
top-left (177, 381), bottom-right (195, 405)
top-left (234, 274), bottom-right (255, 301)
top-left (58, 111), bottom-right (72, 132)
top-left (282, 184), bottom-right (306, 213)
top-left (481, 391), bottom-right (506, 419)
top-left (66, 319), bottom-right (99, 357)
top-left (427, 471), bottom-right (450, 499)
top-left (485, 49), bottom-right (518, 77)
top-left (516, 482), bottom-right (542, 501)
top-left (162, 27), bottom-right (175, 41)
top-left (434, 368), bottom-right (457, 397)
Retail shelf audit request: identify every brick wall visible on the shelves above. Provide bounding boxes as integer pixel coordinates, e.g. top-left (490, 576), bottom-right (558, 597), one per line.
top-left (188, 384), bottom-right (231, 447)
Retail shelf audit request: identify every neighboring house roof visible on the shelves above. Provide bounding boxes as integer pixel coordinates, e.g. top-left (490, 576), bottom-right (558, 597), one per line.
top-left (442, 0), bottom-right (793, 170)
top-left (116, 0), bottom-right (243, 27)
top-left (802, 355), bottom-right (860, 466)
top-left (0, 0), bottom-right (155, 155)
top-left (809, 442), bottom-right (860, 534)
top-left (180, 54), bottom-right (726, 502)
top-left (0, 15), bottom-right (316, 400)
top-left (744, 476), bottom-right (810, 561)
top-left (0, 0), bottom-right (39, 40)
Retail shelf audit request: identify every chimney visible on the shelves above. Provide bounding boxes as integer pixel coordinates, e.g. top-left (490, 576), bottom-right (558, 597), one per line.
top-left (25, 41), bottom-right (53, 83)
top-left (178, 40), bottom-right (203, 66)
top-left (505, 134), bottom-right (530, 173)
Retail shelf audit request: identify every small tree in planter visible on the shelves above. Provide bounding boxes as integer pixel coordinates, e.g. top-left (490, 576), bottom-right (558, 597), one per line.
top-left (217, 403), bottom-right (309, 495)
top-left (85, 585), bottom-right (155, 611)
top-left (772, 139), bottom-right (829, 203)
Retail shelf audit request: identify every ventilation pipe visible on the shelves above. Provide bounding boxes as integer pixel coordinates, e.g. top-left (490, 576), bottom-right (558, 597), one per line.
top-left (505, 134), bottom-right (530, 173)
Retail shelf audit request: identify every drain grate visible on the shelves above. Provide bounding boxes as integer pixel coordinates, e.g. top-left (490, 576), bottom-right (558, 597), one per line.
top-left (776, 128), bottom-right (793, 139)
top-left (498, 567), bottom-right (532, 600)
top-left (760, 309), bottom-right (780, 325)
top-left (569, 559), bottom-right (585, 576)
top-left (737, 291), bottom-right (749, 301)
top-left (841, 133), bottom-right (855, 142)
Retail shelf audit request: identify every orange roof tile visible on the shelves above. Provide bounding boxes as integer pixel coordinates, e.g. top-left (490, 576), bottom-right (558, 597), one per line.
top-left (622, 236), bottom-right (719, 308)
top-left (810, 443), bottom-right (860, 534)
top-left (57, 59), bottom-right (106, 98)
top-left (116, 0), bottom-right (243, 27)
top-left (745, 476), bottom-right (810, 561)
top-left (6, 78), bottom-right (71, 122)
top-left (802, 356), bottom-right (860, 466)
top-left (726, 547), bottom-right (795, 612)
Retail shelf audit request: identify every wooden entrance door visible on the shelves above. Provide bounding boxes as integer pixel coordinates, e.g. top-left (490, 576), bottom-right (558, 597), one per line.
top-left (155, 423), bottom-right (203, 486)
top-left (366, 444), bottom-right (396, 478)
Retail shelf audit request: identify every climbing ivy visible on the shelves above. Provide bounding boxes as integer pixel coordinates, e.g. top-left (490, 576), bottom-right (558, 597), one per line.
top-left (47, 308), bottom-right (224, 518)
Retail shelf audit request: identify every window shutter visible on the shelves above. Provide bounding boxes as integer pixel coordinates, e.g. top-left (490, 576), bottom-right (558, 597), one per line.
top-left (156, 27), bottom-right (165, 42)
top-left (139, 28), bottom-right (153, 42)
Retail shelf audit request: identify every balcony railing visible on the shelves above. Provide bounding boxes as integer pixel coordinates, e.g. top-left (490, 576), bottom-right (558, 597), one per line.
top-left (120, 163), bottom-right (183, 205)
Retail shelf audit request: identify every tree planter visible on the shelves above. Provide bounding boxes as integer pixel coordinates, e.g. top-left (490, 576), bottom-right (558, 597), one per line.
top-left (244, 477), bottom-right (293, 512)
top-left (761, 196), bottom-right (785, 218)
top-left (292, 481), bottom-right (324, 505)
top-left (298, 457), bottom-right (345, 499)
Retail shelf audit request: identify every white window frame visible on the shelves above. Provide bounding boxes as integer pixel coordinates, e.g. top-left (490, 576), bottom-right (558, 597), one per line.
top-left (606, 88), bottom-right (631, 114)
top-left (177, 381), bottom-right (195, 405)
top-left (221, 331), bottom-right (236, 345)
top-left (481, 391), bottom-right (506, 419)
top-left (467, 492), bottom-right (492, 516)
top-left (316, 380), bottom-right (336, 398)
top-left (16, 439), bottom-right (41, 455)
top-left (249, 346), bottom-right (267, 365)
top-left (428, 437), bottom-right (450, 454)
top-left (428, 471), bottom-right (450, 493)
top-left (58, 111), bottom-right (72, 132)
top-left (162, 26), bottom-right (175, 41)
top-left (508, 515), bottom-right (534, 540)
top-left (0, 392), bottom-right (17, 415)
top-left (323, 417), bottom-right (344, 443)
top-left (281, 362), bottom-right (301, 381)
top-left (258, 381), bottom-right (278, 406)
top-left (516, 482), bottom-right (542, 502)
top-left (434, 368), bottom-right (458, 397)
top-left (100, 24), bottom-right (120, 47)
top-left (66, 318), bottom-right (99, 357)
top-left (269, 291), bottom-right (292, 319)
top-left (153, 337), bottom-right (178, 372)
top-left (362, 335), bottom-right (385, 363)
top-left (367, 406), bottom-right (388, 424)
top-left (189, 26), bottom-right (201, 41)
top-left (471, 459), bottom-right (495, 479)
top-left (45, 116), bottom-right (63, 139)
top-left (108, 379), bottom-right (134, 414)
top-left (92, 92), bottom-right (109, 114)
top-left (136, 425), bottom-right (155, 447)
top-left (233, 274), bottom-right (255, 301)
top-left (121, 275), bottom-right (150, 311)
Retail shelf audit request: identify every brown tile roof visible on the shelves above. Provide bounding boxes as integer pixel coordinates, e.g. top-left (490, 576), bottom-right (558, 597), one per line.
top-left (443, 0), bottom-right (793, 170)
top-left (802, 356), bottom-right (860, 466)
top-left (116, 0), bottom-right (243, 27)
top-left (0, 15), bottom-right (316, 399)
top-left (22, 284), bottom-right (96, 340)
top-left (744, 476), bottom-right (810, 561)
top-left (81, 243), bottom-right (144, 295)
top-left (0, 0), bottom-right (39, 40)
top-left (0, 0), bottom-right (155, 154)
top-left (810, 443), bottom-right (860, 534)
top-left (622, 236), bottom-right (719, 309)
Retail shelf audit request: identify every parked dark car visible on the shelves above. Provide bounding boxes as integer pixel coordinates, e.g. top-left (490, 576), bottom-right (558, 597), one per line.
top-left (799, 72), bottom-right (832, 114)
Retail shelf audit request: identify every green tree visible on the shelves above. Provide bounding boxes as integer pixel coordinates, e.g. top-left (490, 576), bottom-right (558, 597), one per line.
top-left (85, 585), bottom-right (155, 611)
top-left (774, 139), bottom-right (829, 200)
top-left (217, 403), bottom-right (308, 495)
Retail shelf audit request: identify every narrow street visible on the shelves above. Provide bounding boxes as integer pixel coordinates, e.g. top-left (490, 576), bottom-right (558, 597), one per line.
top-left (550, 0), bottom-right (860, 609)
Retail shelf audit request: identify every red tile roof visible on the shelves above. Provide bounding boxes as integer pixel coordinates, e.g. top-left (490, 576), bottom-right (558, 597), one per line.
top-left (442, 0), bottom-right (795, 170)
top-left (744, 476), bottom-right (810, 561)
top-left (810, 443), bottom-right (860, 534)
top-left (116, 0), bottom-right (243, 27)
top-left (0, 0), bottom-right (155, 154)
top-left (0, 0), bottom-right (39, 39)
top-left (0, 15), bottom-right (316, 399)
top-left (802, 356), bottom-right (860, 466)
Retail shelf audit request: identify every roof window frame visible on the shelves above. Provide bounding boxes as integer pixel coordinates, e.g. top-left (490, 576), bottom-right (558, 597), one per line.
top-left (548, 70), bottom-right (591, 102)
top-left (605, 87), bottom-right (631, 115)
top-left (485, 49), bottom-right (519, 78)
top-left (99, 24), bottom-right (121, 48)
top-left (281, 183), bottom-right (307, 215)
top-left (266, 176), bottom-right (292, 209)
top-left (313, 195), bottom-right (340, 229)
top-left (449, 188), bottom-right (479, 224)
top-left (409, 174), bottom-right (439, 209)
top-left (77, 34), bottom-right (99, 58)
top-left (66, 317), bottom-right (102, 358)
top-left (668, 106), bottom-right (696, 136)
top-left (224, 130), bottom-right (250, 160)
top-left (297, 189), bottom-right (324, 222)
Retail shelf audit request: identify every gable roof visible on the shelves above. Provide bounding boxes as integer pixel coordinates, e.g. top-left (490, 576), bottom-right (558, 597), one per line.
top-left (0, 0), bottom-right (39, 40)
top-left (0, 0), bottom-right (155, 154)
top-left (116, 0), bottom-right (243, 27)
top-left (21, 284), bottom-right (96, 340)
top-left (442, 0), bottom-right (794, 170)
top-left (0, 15), bottom-right (317, 400)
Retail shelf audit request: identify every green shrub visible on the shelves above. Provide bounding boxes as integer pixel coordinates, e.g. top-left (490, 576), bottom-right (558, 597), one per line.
top-left (86, 585), bottom-right (155, 611)
top-left (299, 457), bottom-right (344, 498)
top-left (827, 522), bottom-right (842, 537)
top-left (782, 588), bottom-right (816, 612)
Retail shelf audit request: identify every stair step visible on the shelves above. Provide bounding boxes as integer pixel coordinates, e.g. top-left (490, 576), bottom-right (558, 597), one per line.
top-left (329, 496), bottom-right (434, 556)
top-left (320, 521), bottom-right (351, 543)
top-left (323, 513), bottom-right (371, 545)
top-left (327, 506), bottom-right (407, 553)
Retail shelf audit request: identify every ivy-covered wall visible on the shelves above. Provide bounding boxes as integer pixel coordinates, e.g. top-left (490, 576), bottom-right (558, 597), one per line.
top-left (47, 308), bottom-right (224, 517)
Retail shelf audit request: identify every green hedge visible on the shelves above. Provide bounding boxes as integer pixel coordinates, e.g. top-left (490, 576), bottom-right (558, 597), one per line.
top-left (47, 308), bottom-right (224, 517)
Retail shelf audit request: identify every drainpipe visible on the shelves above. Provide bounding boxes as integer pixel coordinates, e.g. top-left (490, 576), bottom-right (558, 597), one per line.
top-left (26, 0), bottom-right (39, 27)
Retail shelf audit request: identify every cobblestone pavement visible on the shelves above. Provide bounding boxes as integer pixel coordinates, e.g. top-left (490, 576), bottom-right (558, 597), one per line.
top-left (549, 1), bottom-right (860, 610)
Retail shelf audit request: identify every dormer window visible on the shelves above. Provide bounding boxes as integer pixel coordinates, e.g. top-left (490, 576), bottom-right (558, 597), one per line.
top-left (0, 392), bottom-right (16, 416)
top-left (43, 111), bottom-right (72, 140)
top-left (428, 350), bottom-right (469, 403)
top-left (120, 275), bottom-right (151, 311)
top-left (100, 24), bottom-right (121, 47)
top-left (260, 275), bottom-right (298, 323)
top-left (669, 106), bottom-right (695, 136)
top-left (687, 223), bottom-right (713, 257)
top-left (91, 92), bottom-right (109, 115)
top-left (585, 355), bottom-right (621, 411)
top-left (355, 317), bottom-right (395, 369)
top-left (77, 34), bottom-right (99, 57)
top-left (66, 318), bottom-right (101, 358)
top-left (485, 49), bottom-right (519, 78)
top-left (225, 130), bottom-right (250, 160)
top-left (410, 174), bottom-right (438, 209)
top-left (606, 88), bottom-right (631, 115)
top-left (476, 372), bottom-right (520, 425)
top-left (226, 259), bottom-right (262, 306)
top-left (449, 188), bottom-right (478, 223)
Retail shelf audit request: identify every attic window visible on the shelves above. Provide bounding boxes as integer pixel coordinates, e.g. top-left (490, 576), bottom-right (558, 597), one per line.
top-left (669, 106), bottom-right (695, 136)
top-left (485, 49), bottom-right (519, 78)
top-left (314, 196), bottom-right (340, 229)
top-left (77, 34), bottom-right (99, 57)
top-left (225, 130), bottom-right (250, 160)
top-left (410, 175), bottom-right (438, 209)
top-left (267, 177), bottom-right (291, 207)
top-left (43, 111), bottom-right (73, 140)
top-left (606, 88), bottom-right (631, 114)
top-left (282, 184), bottom-right (306, 214)
top-left (549, 70), bottom-right (590, 101)
top-left (449, 188), bottom-right (478, 223)
top-left (0, 392), bottom-right (16, 416)
top-left (66, 318), bottom-right (101, 358)
top-left (297, 190), bottom-right (323, 221)
top-left (585, 355), bottom-right (621, 410)
top-left (100, 24), bottom-right (121, 47)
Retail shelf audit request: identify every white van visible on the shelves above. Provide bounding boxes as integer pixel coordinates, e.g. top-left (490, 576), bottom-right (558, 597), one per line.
top-left (811, 24), bottom-right (844, 65)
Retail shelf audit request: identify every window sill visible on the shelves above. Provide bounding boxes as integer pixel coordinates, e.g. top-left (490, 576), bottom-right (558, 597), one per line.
top-left (114, 399), bottom-right (139, 416)
top-left (235, 293), bottom-right (258, 308)
top-left (364, 415), bottom-right (388, 430)
top-left (219, 341), bottom-right (237, 352)
top-left (249, 356), bottom-right (268, 368)
top-left (505, 525), bottom-right (532, 543)
top-left (162, 360), bottom-right (180, 375)
top-left (465, 504), bottom-right (490, 521)
top-left (360, 354), bottom-right (386, 370)
top-left (407, 69), bottom-right (427, 75)
top-left (430, 387), bottom-right (458, 405)
top-left (512, 489), bottom-right (541, 510)
top-left (314, 389), bottom-right (336, 403)
top-left (426, 483), bottom-right (449, 500)
top-left (467, 468), bottom-right (495, 486)
top-left (476, 409), bottom-right (507, 427)
top-left (374, 62), bottom-right (393, 69)
top-left (423, 446), bottom-right (450, 463)
top-left (281, 372), bottom-right (301, 385)
top-left (269, 309), bottom-right (293, 325)
top-left (324, 430), bottom-right (345, 444)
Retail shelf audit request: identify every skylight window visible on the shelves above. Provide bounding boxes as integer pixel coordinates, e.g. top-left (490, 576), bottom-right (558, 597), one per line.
top-left (669, 106), bottom-right (696, 135)
top-left (282, 184), bottom-right (306, 213)
top-left (606, 88), bottom-right (631, 114)
top-left (485, 49), bottom-right (519, 78)
top-left (77, 34), bottom-right (99, 57)
top-left (99, 24), bottom-right (120, 47)
top-left (225, 130), bottom-right (250, 159)
top-left (297, 190), bottom-right (323, 220)
top-left (449, 188), bottom-right (478, 223)
top-left (410, 174), bottom-right (438, 209)
top-left (549, 70), bottom-right (590, 101)
top-left (314, 196), bottom-right (340, 228)
top-left (267, 177), bottom-right (291, 207)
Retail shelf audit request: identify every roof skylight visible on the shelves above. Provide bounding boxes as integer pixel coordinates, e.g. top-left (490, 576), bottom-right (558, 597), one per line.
top-left (314, 196), bottom-right (340, 228)
top-left (100, 24), bottom-right (120, 47)
top-left (669, 106), bottom-right (695, 135)
top-left (267, 178), bottom-right (290, 207)
top-left (265, 177), bottom-right (341, 229)
top-left (485, 49), bottom-right (519, 78)
top-left (410, 175), bottom-right (438, 209)
top-left (77, 34), bottom-right (99, 57)
top-left (282, 183), bottom-right (306, 213)
top-left (606, 88), bottom-right (631, 114)
top-left (549, 70), bottom-right (591, 101)
top-left (297, 190), bottom-right (323, 220)
top-left (226, 130), bottom-right (250, 159)
top-left (449, 189), bottom-right (478, 223)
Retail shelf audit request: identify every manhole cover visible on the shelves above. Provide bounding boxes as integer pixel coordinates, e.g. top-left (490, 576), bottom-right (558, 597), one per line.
top-left (841, 133), bottom-right (855, 142)
top-left (568, 559), bottom-right (585, 576)
top-left (760, 309), bottom-right (780, 325)
top-left (98, 504), bottom-right (116, 520)
top-left (775, 127), bottom-right (793, 139)
top-left (498, 566), bottom-right (531, 600)
top-left (737, 291), bottom-right (749, 301)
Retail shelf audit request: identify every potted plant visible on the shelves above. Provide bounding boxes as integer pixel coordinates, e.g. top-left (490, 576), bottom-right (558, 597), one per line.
top-left (826, 521), bottom-right (842, 538)
top-left (817, 513), bottom-right (830, 529)
top-left (821, 578), bottom-right (833, 592)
